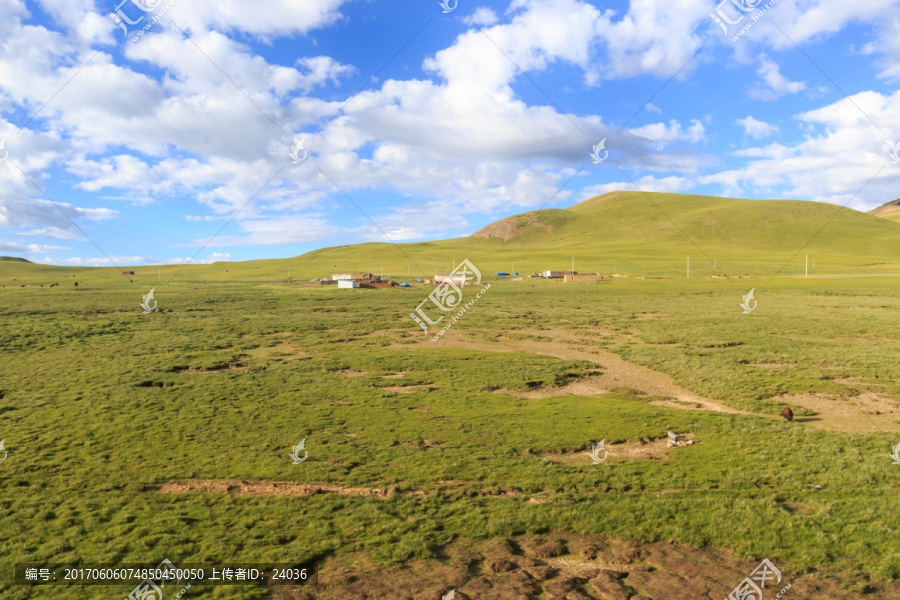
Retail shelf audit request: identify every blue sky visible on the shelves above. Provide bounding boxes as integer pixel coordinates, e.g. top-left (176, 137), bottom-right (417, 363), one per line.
top-left (1, 0), bottom-right (900, 265)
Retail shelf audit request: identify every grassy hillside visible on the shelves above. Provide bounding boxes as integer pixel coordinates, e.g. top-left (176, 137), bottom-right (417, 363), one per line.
top-left (3, 192), bottom-right (900, 286)
top-left (256, 191), bottom-right (900, 279)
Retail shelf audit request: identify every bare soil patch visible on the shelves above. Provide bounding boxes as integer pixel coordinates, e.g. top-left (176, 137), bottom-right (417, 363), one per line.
top-left (339, 369), bottom-right (368, 377)
top-left (384, 385), bottom-right (430, 394)
top-left (494, 375), bottom-right (609, 399)
top-left (470, 211), bottom-right (558, 241)
top-left (617, 312), bottom-right (670, 321)
top-left (541, 435), bottom-right (695, 465)
top-left (174, 364), bottom-right (251, 374)
top-left (265, 531), bottom-right (897, 600)
top-left (151, 479), bottom-right (518, 499)
top-left (153, 479), bottom-right (422, 498)
top-left (775, 391), bottom-right (900, 433)
top-left (399, 439), bottom-right (442, 449)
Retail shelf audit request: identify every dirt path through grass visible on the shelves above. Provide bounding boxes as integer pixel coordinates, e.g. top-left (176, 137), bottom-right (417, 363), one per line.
top-left (394, 328), bottom-right (900, 432)
top-left (152, 480), bottom-right (520, 499)
top-left (394, 329), bottom-right (746, 415)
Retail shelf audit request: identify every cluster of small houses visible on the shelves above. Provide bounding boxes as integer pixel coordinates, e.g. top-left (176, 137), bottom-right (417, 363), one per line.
top-left (312, 273), bottom-right (407, 289)
top-left (6, 269), bottom-right (641, 290)
top-left (316, 270), bottom-right (643, 290)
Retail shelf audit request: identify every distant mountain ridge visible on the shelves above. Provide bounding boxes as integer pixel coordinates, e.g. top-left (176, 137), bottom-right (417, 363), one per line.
top-left (868, 199), bottom-right (900, 222)
top-left (0, 256), bottom-right (31, 262)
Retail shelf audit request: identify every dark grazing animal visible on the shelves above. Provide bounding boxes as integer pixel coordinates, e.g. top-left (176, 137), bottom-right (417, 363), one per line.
top-left (781, 407), bottom-right (794, 422)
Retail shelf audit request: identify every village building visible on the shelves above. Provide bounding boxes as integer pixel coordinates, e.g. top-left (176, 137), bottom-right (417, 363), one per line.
top-left (434, 274), bottom-right (472, 286)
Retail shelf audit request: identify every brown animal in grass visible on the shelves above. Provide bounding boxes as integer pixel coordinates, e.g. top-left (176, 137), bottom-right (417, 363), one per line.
top-left (781, 407), bottom-right (793, 422)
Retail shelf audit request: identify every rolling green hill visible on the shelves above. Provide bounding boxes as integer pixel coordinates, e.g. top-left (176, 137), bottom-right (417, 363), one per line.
top-left (3, 192), bottom-right (900, 286)
top-left (289, 191), bottom-right (900, 280)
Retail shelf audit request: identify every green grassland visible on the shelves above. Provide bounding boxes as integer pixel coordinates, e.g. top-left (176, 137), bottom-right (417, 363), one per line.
top-left (2, 193), bottom-right (900, 598)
